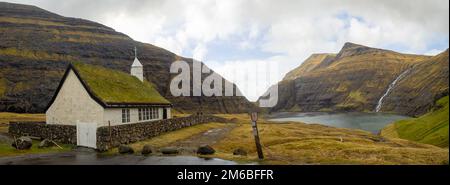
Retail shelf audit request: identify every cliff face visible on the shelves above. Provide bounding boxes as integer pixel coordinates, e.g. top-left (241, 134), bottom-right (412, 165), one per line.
top-left (266, 42), bottom-right (447, 116)
top-left (0, 2), bottom-right (254, 113)
top-left (380, 50), bottom-right (449, 116)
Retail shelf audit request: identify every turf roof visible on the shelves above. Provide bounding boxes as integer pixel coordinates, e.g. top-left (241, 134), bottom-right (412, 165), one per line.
top-left (71, 62), bottom-right (170, 105)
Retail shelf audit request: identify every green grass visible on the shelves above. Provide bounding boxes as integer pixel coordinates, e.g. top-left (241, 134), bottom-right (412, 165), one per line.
top-left (348, 90), bottom-right (367, 103)
top-left (381, 96), bottom-right (449, 147)
top-left (73, 62), bottom-right (170, 104)
top-left (0, 140), bottom-right (73, 157)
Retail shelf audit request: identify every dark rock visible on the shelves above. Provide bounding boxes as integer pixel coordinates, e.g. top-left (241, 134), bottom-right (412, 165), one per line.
top-left (160, 147), bottom-right (179, 155)
top-left (12, 136), bottom-right (32, 150)
top-left (118, 145), bottom-right (134, 154)
top-left (197, 145), bottom-right (215, 155)
top-left (141, 144), bottom-right (154, 155)
top-left (38, 139), bottom-right (55, 148)
top-left (230, 118), bottom-right (239, 123)
top-left (233, 148), bottom-right (247, 156)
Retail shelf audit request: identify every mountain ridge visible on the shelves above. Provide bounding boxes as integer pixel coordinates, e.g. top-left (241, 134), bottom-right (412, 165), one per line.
top-left (262, 42), bottom-right (447, 116)
top-left (0, 2), bottom-right (254, 113)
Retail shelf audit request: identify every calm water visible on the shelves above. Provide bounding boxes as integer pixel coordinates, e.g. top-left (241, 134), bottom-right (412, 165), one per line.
top-left (268, 112), bottom-right (410, 133)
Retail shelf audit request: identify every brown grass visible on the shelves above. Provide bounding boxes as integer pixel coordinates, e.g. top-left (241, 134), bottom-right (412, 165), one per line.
top-left (0, 112), bottom-right (45, 125)
top-left (209, 114), bottom-right (448, 165)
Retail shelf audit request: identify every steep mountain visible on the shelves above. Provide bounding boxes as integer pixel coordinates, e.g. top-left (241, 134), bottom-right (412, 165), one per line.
top-left (379, 49), bottom-right (449, 116)
top-left (264, 42), bottom-right (446, 116)
top-left (283, 53), bottom-right (336, 80)
top-left (0, 2), bottom-right (254, 113)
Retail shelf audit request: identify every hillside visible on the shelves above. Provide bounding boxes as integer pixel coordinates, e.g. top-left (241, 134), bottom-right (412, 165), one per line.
top-left (263, 42), bottom-right (448, 116)
top-left (0, 2), bottom-right (254, 113)
top-left (380, 50), bottom-right (449, 116)
top-left (381, 96), bottom-right (449, 147)
top-left (283, 53), bottom-right (336, 80)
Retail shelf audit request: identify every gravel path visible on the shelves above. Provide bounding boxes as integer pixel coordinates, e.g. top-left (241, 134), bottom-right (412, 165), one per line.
top-left (169, 124), bottom-right (237, 153)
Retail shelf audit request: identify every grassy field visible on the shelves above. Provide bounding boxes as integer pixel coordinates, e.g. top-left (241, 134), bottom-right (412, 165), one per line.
top-left (0, 112), bottom-right (45, 124)
top-left (106, 113), bottom-right (448, 165)
top-left (209, 115), bottom-right (448, 165)
top-left (1, 112), bottom-right (448, 164)
top-left (381, 96), bottom-right (449, 147)
top-left (0, 112), bottom-right (45, 133)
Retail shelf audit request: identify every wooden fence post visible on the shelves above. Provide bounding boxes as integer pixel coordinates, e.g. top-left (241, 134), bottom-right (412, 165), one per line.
top-left (250, 112), bottom-right (264, 159)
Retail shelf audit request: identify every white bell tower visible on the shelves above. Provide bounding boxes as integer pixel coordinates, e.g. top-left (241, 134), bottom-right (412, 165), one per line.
top-left (131, 47), bottom-right (144, 82)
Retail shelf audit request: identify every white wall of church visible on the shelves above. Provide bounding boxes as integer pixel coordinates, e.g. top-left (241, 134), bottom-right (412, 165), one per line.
top-left (46, 70), bottom-right (104, 126)
top-left (103, 107), bottom-right (168, 126)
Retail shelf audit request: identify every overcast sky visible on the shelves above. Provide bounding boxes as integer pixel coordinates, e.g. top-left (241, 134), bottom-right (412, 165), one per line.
top-left (7, 0), bottom-right (449, 101)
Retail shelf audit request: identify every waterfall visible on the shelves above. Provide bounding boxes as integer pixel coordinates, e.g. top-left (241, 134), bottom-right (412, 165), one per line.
top-left (375, 68), bottom-right (412, 112)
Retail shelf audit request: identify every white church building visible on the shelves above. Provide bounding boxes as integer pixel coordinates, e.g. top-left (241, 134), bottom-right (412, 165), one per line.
top-left (45, 48), bottom-right (172, 127)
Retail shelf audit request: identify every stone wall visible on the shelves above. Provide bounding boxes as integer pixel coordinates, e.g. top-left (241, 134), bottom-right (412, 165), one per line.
top-left (96, 115), bottom-right (228, 151)
top-left (8, 115), bottom-right (228, 151)
top-left (8, 122), bottom-right (77, 144)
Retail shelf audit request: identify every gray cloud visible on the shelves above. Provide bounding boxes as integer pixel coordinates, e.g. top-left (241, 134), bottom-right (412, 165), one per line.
top-left (5, 0), bottom-right (449, 101)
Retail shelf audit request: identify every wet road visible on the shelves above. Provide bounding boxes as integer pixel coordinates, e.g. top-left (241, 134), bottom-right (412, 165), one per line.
top-left (0, 151), bottom-right (238, 165)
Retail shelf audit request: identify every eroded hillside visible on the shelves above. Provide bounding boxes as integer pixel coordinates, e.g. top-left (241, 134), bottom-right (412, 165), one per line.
top-left (263, 42), bottom-right (448, 116)
top-left (0, 2), bottom-right (254, 113)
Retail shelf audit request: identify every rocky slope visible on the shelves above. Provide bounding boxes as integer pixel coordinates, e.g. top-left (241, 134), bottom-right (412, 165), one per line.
top-left (264, 42), bottom-right (448, 116)
top-left (380, 49), bottom-right (449, 116)
top-left (0, 2), bottom-right (254, 113)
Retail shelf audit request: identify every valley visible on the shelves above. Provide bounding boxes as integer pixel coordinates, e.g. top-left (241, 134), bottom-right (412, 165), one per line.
top-left (0, 114), bottom-right (448, 165)
top-left (0, 2), bottom-right (448, 165)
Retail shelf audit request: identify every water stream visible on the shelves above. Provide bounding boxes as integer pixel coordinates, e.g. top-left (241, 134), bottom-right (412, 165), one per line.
top-left (375, 68), bottom-right (411, 112)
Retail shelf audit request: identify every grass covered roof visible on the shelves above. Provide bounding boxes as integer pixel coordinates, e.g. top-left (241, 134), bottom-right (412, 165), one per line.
top-left (70, 62), bottom-right (171, 106)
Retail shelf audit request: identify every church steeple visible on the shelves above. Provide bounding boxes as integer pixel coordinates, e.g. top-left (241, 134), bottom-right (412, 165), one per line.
top-left (131, 47), bottom-right (144, 81)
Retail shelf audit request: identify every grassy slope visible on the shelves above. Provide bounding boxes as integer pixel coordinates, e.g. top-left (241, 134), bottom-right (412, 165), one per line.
top-left (381, 96), bottom-right (449, 147)
top-left (283, 53), bottom-right (336, 80)
top-left (73, 62), bottom-right (170, 104)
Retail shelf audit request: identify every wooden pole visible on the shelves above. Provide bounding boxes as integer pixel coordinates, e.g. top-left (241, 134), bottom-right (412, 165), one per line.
top-left (250, 112), bottom-right (264, 159)
top-left (51, 140), bottom-right (63, 149)
top-left (13, 135), bottom-right (18, 149)
top-left (108, 121), bottom-right (112, 148)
